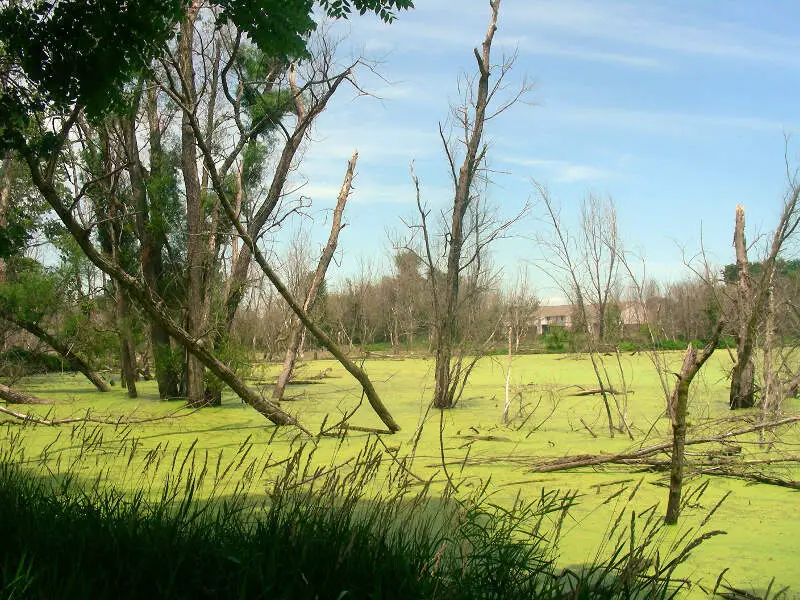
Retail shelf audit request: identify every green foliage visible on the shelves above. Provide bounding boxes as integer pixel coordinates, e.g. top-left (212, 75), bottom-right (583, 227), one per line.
top-left (617, 341), bottom-right (639, 352)
top-left (0, 204), bottom-right (31, 259)
top-left (722, 258), bottom-right (800, 284)
top-left (240, 139), bottom-right (268, 193)
top-left (319, 0), bottom-right (414, 21)
top-left (234, 45), bottom-right (296, 139)
top-left (653, 338), bottom-right (688, 351)
top-left (0, 257), bottom-right (59, 322)
top-left (543, 327), bottom-right (568, 352)
top-left (0, 0), bottom-right (184, 133)
top-left (0, 0), bottom-right (413, 145)
top-left (203, 338), bottom-right (252, 396)
top-left (62, 309), bottom-right (118, 361)
top-left (0, 347), bottom-right (71, 375)
top-left (152, 343), bottom-right (185, 398)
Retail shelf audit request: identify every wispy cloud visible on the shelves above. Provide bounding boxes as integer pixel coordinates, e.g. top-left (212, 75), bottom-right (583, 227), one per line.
top-left (543, 106), bottom-right (795, 136)
top-left (514, 39), bottom-right (664, 69)
top-left (345, 1), bottom-right (800, 71)
top-left (503, 1), bottom-right (800, 67)
top-left (501, 156), bottom-right (618, 183)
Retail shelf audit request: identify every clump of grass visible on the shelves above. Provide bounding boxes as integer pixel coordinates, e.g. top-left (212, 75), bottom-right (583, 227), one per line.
top-left (0, 422), bottom-right (777, 599)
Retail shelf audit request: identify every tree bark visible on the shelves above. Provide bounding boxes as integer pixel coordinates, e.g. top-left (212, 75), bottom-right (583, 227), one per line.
top-left (0, 311), bottom-right (110, 392)
top-left (116, 287), bottom-right (138, 397)
top-left (665, 320), bottom-right (723, 524)
top-left (0, 382), bottom-right (50, 405)
top-left (503, 324), bottom-right (512, 423)
top-left (122, 90), bottom-right (181, 399)
top-left (0, 155), bottom-right (11, 286)
top-left (730, 205), bottom-right (756, 409)
top-left (97, 125), bottom-right (137, 397)
top-left (179, 9), bottom-right (207, 406)
top-left (272, 152), bottom-right (356, 402)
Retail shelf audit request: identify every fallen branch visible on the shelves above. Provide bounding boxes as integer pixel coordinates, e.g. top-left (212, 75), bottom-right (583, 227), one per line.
top-left (0, 403), bottom-right (202, 426)
top-left (568, 387), bottom-right (622, 397)
top-left (458, 434), bottom-right (513, 443)
top-left (580, 417), bottom-right (597, 438)
top-left (694, 467), bottom-right (799, 489)
top-left (336, 424), bottom-right (395, 435)
top-left (526, 416), bottom-right (800, 473)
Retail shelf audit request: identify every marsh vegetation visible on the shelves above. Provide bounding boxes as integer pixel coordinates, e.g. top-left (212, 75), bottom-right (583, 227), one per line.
top-left (2, 353), bottom-right (798, 598)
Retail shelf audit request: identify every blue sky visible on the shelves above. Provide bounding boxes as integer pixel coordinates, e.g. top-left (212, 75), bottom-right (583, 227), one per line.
top-left (283, 0), bottom-right (800, 300)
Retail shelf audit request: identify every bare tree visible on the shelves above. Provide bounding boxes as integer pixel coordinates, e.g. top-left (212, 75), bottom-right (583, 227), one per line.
top-left (410, 0), bottom-right (529, 410)
top-left (536, 187), bottom-right (630, 438)
top-left (504, 268), bottom-right (539, 353)
top-left (272, 152), bottom-right (356, 402)
top-left (665, 321), bottom-right (723, 524)
top-left (581, 193), bottom-right (620, 344)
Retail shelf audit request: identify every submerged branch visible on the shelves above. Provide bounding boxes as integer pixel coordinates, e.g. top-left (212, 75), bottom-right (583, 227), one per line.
top-left (0, 402), bottom-right (202, 426)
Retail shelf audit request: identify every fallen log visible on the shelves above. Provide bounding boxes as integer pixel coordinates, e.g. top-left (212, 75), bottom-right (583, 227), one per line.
top-left (0, 382), bottom-right (52, 405)
top-left (526, 416), bottom-right (800, 473)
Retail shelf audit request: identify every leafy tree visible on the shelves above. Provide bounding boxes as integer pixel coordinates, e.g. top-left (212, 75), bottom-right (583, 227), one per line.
top-left (0, 0), bottom-right (412, 132)
top-left (0, 257), bottom-right (111, 391)
top-left (0, 0), bottom-right (412, 429)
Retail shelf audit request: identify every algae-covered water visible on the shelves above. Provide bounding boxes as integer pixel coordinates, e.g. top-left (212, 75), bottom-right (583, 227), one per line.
top-left (4, 352), bottom-right (799, 597)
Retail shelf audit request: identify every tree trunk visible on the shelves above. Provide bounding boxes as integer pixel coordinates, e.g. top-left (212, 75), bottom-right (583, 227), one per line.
top-left (503, 325), bottom-right (512, 423)
top-left (0, 311), bottom-right (110, 392)
top-left (665, 321), bottom-right (723, 524)
top-left (123, 90), bottom-right (181, 399)
top-left (432, 1), bottom-right (499, 410)
top-left (730, 205), bottom-right (756, 409)
top-left (97, 126), bottom-right (137, 397)
top-left (179, 9), bottom-right (206, 406)
top-left (116, 287), bottom-right (138, 398)
top-left (273, 152), bottom-right (357, 402)
top-left (0, 155), bottom-right (10, 287)
top-left (762, 259), bottom-right (779, 418)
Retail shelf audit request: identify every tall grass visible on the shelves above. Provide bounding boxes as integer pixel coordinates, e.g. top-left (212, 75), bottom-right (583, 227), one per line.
top-left (0, 419), bottom-right (779, 599)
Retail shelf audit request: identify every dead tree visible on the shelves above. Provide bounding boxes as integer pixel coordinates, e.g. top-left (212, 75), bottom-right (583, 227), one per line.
top-left (729, 205), bottom-right (757, 409)
top-left (178, 6), bottom-right (208, 406)
top-left (431, 0), bottom-right (498, 410)
top-left (665, 320), bottom-right (724, 525)
top-left (0, 382), bottom-right (51, 405)
top-left (413, 0), bottom-right (528, 410)
top-left (730, 177), bottom-right (800, 409)
top-left (272, 152), bottom-right (356, 402)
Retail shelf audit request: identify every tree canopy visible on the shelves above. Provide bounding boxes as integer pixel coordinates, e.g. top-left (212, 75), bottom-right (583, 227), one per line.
top-left (0, 0), bottom-right (413, 149)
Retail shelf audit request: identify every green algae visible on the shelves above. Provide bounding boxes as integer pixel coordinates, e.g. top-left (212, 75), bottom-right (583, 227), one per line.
top-left (3, 351), bottom-right (798, 597)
